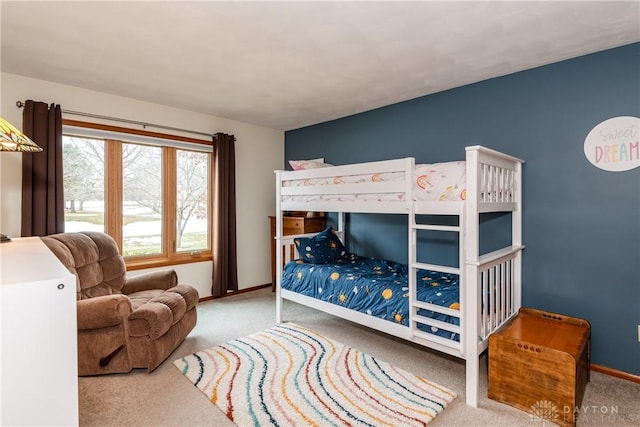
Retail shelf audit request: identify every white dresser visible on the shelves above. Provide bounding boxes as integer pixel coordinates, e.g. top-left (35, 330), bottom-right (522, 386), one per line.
top-left (0, 237), bottom-right (78, 426)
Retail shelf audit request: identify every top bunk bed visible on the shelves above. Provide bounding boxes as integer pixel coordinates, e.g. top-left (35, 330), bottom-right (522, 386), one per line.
top-left (276, 145), bottom-right (523, 216)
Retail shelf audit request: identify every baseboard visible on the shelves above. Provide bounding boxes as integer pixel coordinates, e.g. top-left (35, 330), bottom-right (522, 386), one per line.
top-left (591, 363), bottom-right (640, 383)
top-left (198, 283), bottom-right (271, 302)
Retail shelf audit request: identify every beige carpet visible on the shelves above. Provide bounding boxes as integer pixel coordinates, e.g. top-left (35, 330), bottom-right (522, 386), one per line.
top-left (79, 287), bottom-right (640, 426)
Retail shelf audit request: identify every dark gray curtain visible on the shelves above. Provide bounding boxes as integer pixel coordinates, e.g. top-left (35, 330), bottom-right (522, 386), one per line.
top-left (211, 132), bottom-right (238, 297)
top-left (21, 100), bottom-right (64, 237)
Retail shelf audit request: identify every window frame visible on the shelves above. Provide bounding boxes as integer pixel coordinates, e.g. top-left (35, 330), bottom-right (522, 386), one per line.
top-left (62, 119), bottom-right (213, 270)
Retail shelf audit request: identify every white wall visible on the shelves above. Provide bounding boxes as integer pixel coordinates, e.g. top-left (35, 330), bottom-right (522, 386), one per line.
top-left (0, 72), bottom-right (284, 297)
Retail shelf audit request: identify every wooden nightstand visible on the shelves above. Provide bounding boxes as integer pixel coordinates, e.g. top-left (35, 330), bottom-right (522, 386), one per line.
top-left (489, 308), bottom-right (590, 427)
top-left (269, 214), bottom-right (326, 291)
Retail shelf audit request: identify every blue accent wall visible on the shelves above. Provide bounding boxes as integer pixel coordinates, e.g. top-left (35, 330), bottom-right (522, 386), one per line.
top-left (285, 43), bottom-right (640, 375)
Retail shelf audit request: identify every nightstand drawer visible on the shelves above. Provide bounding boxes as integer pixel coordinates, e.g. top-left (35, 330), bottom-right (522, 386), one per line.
top-left (282, 217), bottom-right (304, 235)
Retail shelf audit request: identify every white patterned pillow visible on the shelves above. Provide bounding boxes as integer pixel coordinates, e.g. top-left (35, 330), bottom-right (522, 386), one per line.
top-left (288, 158), bottom-right (333, 171)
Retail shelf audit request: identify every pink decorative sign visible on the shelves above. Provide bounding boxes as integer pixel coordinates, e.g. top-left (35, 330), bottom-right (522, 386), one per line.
top-left (584, 116), bottom-right (639, 172)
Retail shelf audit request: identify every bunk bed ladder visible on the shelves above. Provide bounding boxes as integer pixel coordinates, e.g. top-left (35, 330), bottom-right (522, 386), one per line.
top-left (408, 216), bottom-right (463, 355)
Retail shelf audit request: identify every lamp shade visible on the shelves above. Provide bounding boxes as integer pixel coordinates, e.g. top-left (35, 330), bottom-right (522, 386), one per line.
top-left (0, 116), bottom-right (43, 152)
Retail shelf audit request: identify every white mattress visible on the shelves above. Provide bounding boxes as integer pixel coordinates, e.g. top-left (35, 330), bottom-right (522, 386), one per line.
top-left (282, 161), bottom-right (467, 203)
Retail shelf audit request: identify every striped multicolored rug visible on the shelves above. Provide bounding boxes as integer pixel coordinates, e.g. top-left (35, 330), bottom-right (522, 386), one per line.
top-left (174, 323), bottom-right (456, 426)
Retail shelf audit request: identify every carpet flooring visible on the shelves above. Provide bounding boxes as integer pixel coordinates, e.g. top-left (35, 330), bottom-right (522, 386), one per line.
top-left (175, 323), bottom-right (456, 426)
top-left (79, 287), bottom-right (640, 426)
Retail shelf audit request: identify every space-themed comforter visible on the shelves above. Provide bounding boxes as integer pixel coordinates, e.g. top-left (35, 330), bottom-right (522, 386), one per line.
top-left (280, 255), bottom-right (461, 341)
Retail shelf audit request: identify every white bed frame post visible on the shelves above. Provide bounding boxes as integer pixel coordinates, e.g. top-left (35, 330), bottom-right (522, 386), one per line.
top-left (513, 161), bottom-right (523, 310)
top-left (463, 147), bottom-right (481, 408)
top-left (407, 157), bottom-right (417, 339)
top-left (275, 170), bottom-right (283, 324)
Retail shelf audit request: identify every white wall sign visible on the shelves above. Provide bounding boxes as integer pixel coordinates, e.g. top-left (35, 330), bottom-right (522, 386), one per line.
top-left (584, 116), bottom-right (639, 172)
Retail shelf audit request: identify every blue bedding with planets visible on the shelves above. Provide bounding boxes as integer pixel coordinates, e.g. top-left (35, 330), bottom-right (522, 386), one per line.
top-left (280, 254), bottom-right (461, 341)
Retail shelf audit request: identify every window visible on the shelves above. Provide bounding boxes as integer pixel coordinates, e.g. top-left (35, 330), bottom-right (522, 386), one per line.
top-left (62, 120), bottom-right (213, 269)
top-left (176, 150), bottom-right (210, 252)
top-left (63, 136), bottom-right (106, 232)
top-left (122, 142), bottom-right (163, 256)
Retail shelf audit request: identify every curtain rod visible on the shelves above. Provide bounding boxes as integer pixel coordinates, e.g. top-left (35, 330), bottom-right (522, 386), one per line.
top-left (16, 100), bottom-right (214, 139)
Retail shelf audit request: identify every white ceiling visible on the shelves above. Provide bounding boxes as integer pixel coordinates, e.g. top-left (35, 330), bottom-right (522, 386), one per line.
top-left (2, 1), bottom-right (639, 131)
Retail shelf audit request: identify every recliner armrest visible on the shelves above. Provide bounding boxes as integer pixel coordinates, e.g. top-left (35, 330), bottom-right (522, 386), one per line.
top-left (123, 269), bottom-right (177, 295)
top-left (77, 294), bottom-right (132, 330)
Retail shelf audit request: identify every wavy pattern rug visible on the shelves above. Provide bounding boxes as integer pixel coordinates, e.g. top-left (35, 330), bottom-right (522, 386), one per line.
top-left (174, 323), bottom-right (456, 426)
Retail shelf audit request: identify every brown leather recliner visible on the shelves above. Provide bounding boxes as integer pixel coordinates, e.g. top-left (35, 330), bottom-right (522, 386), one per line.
top-left (41, 231), bottom-right (198, 375)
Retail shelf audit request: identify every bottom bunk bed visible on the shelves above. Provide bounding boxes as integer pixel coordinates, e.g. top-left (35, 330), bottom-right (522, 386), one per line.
top-left (281, 254), bottom-right (461, 342)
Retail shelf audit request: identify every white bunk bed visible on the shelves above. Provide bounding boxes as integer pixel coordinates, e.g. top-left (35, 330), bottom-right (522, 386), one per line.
top-left (274, 145), bottom-right (524, 407)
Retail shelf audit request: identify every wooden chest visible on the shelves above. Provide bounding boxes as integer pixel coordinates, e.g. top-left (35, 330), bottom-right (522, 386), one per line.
top-left (488, 308), bottom-right (590, 427)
